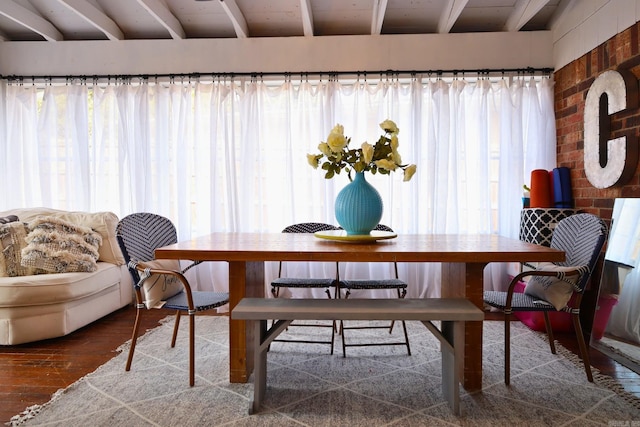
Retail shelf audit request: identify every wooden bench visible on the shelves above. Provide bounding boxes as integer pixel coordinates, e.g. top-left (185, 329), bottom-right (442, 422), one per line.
top-left (231, 297), bottom-right (484, 415)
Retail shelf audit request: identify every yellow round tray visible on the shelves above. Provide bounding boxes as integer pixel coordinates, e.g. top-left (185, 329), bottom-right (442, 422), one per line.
top-left (314, 230), bottom-right (397, 243)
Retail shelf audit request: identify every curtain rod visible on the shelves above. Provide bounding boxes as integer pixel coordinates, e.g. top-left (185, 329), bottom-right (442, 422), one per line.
top-left (1, 67), bottom-right (554, 82)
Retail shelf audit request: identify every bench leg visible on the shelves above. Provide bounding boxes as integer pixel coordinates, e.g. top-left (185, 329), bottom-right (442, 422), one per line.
top-left (423, 320), bottom-right (462, 416)
top-left (441, 320), bottom-right (461, 416)
top-left (250, 319), bottom-right (293, 414)
top-left (250, 320), bottom-right (266, 414)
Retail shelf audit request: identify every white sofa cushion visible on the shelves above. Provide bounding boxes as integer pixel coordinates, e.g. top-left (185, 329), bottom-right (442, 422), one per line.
top-left (0, 262), bottom-right (122, 308)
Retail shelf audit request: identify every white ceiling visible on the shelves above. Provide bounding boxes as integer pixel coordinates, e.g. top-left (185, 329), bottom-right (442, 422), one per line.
top-left (0, 0), bottom-right (573, 43)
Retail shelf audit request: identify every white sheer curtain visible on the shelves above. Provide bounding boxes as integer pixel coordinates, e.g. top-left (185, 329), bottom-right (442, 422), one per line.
top-left (0, 74), bottom-right (556, 296)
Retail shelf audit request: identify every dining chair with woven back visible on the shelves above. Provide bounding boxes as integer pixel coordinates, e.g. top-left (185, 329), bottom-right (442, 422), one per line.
top-left (483, 213), bottom-right (607, 385)
top-left (337, 224), bottom-right (411, 357)
top-left (116, 212), bottom-right (229, 386)
top-left (270, 222), bottom-right (341, 354)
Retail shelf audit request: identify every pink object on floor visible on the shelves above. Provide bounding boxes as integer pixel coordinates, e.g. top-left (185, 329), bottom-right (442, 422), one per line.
top-left (513, 280), bottom-right (574, 333)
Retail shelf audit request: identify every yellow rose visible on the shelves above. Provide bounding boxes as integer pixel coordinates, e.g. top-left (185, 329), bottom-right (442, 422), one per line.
top-left (318, 142), bottom-right (332, 157)
top-left (403, 164), bottom-right (417, 182)
top-left (391, 148), bottom-right (402, 165)
top-left (361, 142), bottom-right (374, 164)
top-left (375, 158), bottom-right (397, 171)
top-left (309, 120), bottom-right (414, 182)
top-left (380, 119), bottom-right (399, 136)
top-left (326, 131), bottom-right (348, 153)
top-left (307, 154), bottom-right (320, 169)
top-left (390, 135), bottom-right (399, 150)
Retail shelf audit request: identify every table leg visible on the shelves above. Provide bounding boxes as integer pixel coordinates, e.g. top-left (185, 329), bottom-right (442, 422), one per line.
top-left (441, 262), bottom-right (486, 392)
top-left (228, 260), bottom-right (265, 383)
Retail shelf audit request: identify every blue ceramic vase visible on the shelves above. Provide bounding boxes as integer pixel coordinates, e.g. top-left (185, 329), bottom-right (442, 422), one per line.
top-left (334, 172), bottom-right (383, 235)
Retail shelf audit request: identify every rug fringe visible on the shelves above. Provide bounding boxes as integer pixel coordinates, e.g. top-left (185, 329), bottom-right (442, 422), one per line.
top-left (6, 387), bottom-right (67, 427)
top-left (548, 334), bottom-right (640, 411)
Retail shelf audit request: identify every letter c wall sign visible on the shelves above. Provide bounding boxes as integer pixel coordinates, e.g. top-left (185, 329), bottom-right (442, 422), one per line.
top-left (583, 69), bottom-right (638, 189)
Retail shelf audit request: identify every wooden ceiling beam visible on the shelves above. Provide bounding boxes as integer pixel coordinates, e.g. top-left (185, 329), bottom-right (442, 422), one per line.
top-left (58, 0), bottom-right (123, 40)
top-left (437, 0), bottom-right (468, 34)
top-left (504, 0), bottom-right (550, 32)
top-left (371, 0), bottom-right (388, 35)
top-left (0, 0), bottom-right (63, 41)
top-left (138, 0), bottom-right (185, 39)
top-left (300, 0), bottom-right (314, 36)
top-left (219, 0), bottom-right (248, 38)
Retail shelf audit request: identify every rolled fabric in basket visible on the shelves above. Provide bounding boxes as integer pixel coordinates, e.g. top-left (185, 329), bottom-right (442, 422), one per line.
top-left (548, 170), bottom-right (555, 206)
top-left (529, 169), bottom-right (552, 208)
top-left (552, 167), bottom-right (573, 208)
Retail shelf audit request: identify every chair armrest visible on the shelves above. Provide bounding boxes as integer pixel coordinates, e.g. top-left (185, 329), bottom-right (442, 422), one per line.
top-left (508, 266), bottom-right (588, 292)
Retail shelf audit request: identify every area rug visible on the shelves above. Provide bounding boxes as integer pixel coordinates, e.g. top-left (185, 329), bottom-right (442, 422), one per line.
top-left (9, 316), bottom-right (640, 427)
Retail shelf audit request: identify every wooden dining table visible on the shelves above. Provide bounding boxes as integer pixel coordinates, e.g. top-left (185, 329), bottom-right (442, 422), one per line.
top-left (154, 232), bottom-right (564, 392)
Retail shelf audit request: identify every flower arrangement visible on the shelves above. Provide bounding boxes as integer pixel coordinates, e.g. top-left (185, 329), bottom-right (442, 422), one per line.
top-left (307, 119), bottom-right (417, 182)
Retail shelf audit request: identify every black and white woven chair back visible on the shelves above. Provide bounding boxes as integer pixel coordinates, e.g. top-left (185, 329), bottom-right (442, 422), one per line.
top-left (116, 212), bottom-right (178, 282)
top-left (282, 222), bottom-right (339, 233)
top-left (550, 213), bottom-right (607, 292)
top-left (373, 224), bottom-right (393, 232)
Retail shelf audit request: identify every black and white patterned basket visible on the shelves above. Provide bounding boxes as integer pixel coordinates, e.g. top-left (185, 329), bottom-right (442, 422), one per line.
top-left (519, 208), bottom-right (579, 246)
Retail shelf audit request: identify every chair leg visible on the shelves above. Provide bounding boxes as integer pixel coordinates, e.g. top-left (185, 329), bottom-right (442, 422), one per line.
top-left (325, 287), bottom-right (339, 337)
top-left (171, 310), bottom-right (182, 348)
top-left (504, 312), bottom-right (511, 386)
top-left (125, 306), bottom-right (143, 372)
top-left (341, 290), bottom-right (351, 357)
top-left (340, 314), bottom-right (346, 357)
top-left (542, 311), bottom-right (557, 354)
top-left (269, 287), bottom-right (279, 346)
top-left (397, 288), bottom-right (410, 355)
top-left (323, 287), bottom-right (336, 354)
top-left (387, 288), bottom-right (402, 333)
top-left (571, 313), bottom-right (594, 382)
top-left (401, 320), bottom-right (411, 355)
top-left (189, 312), bottom-right (195, 386)
top-left (341, 287), bottom-right (410, 357)
top-left (270, 285), bottom-right (335, 355)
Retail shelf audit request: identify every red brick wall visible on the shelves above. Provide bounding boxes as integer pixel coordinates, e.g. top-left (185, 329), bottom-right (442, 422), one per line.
top-left (554, 23), bottom-right (640, 330)
top-left (555, 23), bottom-right (640, 223)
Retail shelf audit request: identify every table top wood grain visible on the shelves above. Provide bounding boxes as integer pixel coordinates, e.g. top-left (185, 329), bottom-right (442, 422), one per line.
top-left (155, 232), bottom-right (565, 264)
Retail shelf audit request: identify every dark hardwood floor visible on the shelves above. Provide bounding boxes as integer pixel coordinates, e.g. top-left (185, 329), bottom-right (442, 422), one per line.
top-left (1, 307), bottom-right (639, 424)
top-left (0, 306), bottom-right (169, 423)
